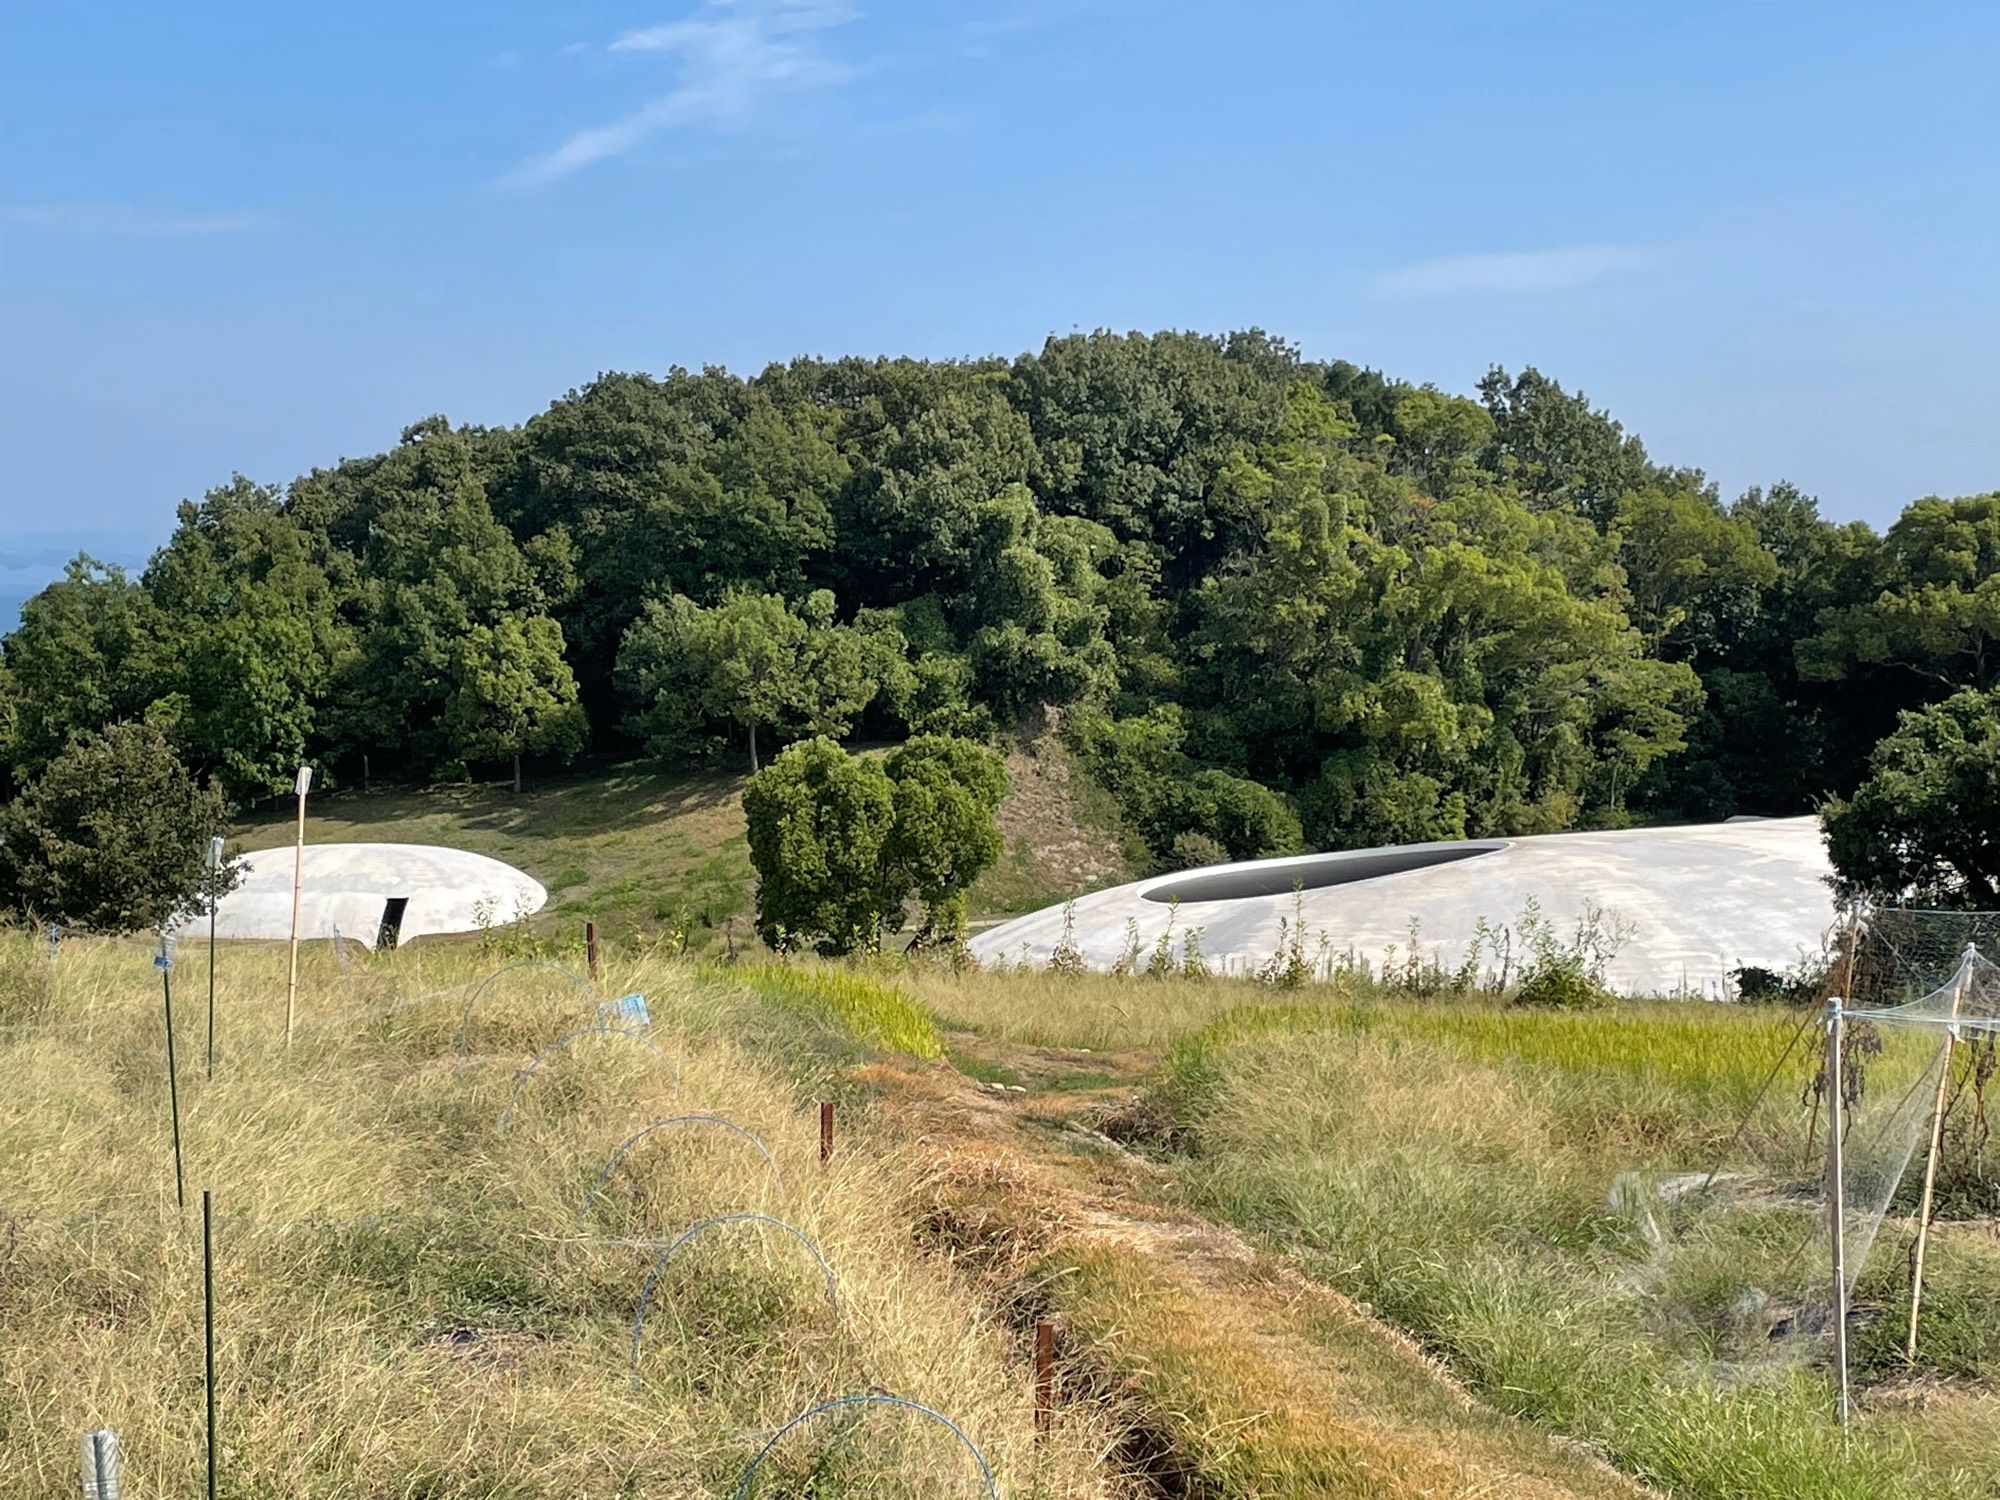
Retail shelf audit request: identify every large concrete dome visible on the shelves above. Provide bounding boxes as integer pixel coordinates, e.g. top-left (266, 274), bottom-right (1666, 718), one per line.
top-left (183, 842), bottom-right (546, 949)
top-left (969, 817), bottom-right (1837, 997)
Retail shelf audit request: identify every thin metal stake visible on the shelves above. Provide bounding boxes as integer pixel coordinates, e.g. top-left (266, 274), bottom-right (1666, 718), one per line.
top-left (160, 939), bottom-right (185, 1211)
top-left (206, 835), bottom-right (223, 1080)
top-left (80, 1428), bottom-right (120, 1500)
top-left (819, 1101), bottom-right (835, 1166)
top-left (203, 1190), bottom-right (218, 1500)
top-left (587, 921), bottom-right (601, 983)
top-left (1826, 998), bottom-right (1850, 1428)
top-left (285, 765), bottom-right (311, 1047)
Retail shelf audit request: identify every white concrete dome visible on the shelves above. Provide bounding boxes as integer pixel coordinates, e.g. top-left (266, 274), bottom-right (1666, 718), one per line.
top-left (184, 842), bottom-right (546, 949)
top-left (969, 817), bottom-right (1837, 998)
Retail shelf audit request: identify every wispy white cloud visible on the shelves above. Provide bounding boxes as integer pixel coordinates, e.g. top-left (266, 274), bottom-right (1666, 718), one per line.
top-left (0, 203), bottom-right (276, 236)
top-left (509, 0), bottom-right (859, 187)
top-left (1370, 245), bottom-right (1654, 299)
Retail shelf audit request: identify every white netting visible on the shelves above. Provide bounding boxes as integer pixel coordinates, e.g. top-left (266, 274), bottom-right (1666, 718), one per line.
top-left (1835, 945), bottom-right (2000, 1297)
top-left (1603, 936), bottom-right (2000, 1402)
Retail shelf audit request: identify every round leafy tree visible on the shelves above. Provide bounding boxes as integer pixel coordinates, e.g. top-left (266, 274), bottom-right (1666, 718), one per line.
top-left (0, 721), bottom-right (235, 932)
top-left (742, 737), bottom-right (898, 955)
top-left (883, 734), bottom-right (1008, 945)
top-left (1822, 687), bottom-right (2000, 908)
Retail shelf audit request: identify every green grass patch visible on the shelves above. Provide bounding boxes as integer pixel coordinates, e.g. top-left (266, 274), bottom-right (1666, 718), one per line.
top-left (732, 962), bottom-right (945, 1060)
top-left (1152, 999), bottom-right (1998, 1499)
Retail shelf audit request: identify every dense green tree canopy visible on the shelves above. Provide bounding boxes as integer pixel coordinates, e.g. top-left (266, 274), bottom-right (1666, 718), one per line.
top-left (1823, 688), bottom-right (2000, 908)
top-left (882, 735), bottom-right (1009, 944)
top-left (742, 737), bottom-right (899, 955)
top-left (0, 722), bottom-right (234, 932)
top-left (3, 328), bottom-right (1992, 889)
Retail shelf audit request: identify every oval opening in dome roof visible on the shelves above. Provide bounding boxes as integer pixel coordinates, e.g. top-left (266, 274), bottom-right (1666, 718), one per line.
top-left (1142, 840), bottom-right (1507, 904)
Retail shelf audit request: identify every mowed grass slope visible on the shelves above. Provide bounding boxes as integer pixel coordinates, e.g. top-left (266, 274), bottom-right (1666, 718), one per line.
top-left (231, 761), bottom-right (756, 944)
top-left (229, 733), bottom-right (1136, 950)
top-left (0, 934), bottom-right (1115, 1498)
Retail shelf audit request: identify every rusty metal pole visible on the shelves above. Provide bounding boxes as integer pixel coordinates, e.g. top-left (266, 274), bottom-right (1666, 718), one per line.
top-left (819, 1101), bottom-right (834, 1166)
top-left (586, 921), bottom-right (601, 984)
top-left (1034, 1320), bottom-right (1055, 1434)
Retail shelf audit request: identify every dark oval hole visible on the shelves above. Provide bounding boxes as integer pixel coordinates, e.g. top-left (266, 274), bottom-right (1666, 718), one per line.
top-left (1143, 841), bottom-right (1507, 904)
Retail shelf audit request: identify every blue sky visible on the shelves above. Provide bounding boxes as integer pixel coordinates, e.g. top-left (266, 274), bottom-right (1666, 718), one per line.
top-left (4, 0), bottom-right (1999, 616)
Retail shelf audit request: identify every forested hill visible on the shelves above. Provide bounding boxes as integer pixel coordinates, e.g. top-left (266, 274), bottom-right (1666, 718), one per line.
top-left (2, 330), bottom-right (1993, 867)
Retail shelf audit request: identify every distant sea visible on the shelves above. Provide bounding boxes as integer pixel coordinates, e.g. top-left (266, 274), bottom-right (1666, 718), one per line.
top-left (0, 531), bottom-right (160, 634)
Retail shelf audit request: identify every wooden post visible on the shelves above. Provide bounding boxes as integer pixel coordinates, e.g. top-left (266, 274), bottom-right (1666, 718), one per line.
top-left (285, 766), bottom-right (311, 1047)
top-left (1034, 1319), bottom-right (1055, 1434)
top-left (1826, 998), bottom-right (1851, 1428)
top-left (819, 1101), bottom-right (835, 1166)
top-left (203, 1190), bottom-right (217, 1500)
top-left (1907, 948), bottom-right (1972, 1361)
top-left (586, 921), bottom-right (602, 984)
top-left (160, 938), bottom-right (185, 1211)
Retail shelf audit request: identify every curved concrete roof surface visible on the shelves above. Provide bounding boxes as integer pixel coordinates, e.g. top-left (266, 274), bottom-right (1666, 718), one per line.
top-left (183, 842), bottom-right (546, 949)
top-left (969, 817), bottom-right (1837, 997)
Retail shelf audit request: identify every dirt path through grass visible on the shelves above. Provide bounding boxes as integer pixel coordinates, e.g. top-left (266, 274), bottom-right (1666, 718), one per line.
top-left (875, 1035), bottom-right (1656, 1500)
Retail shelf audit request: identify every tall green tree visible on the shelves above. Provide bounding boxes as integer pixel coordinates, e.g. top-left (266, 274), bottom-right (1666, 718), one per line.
top-left (882, 735), bottom-right (1008, 944)
top-left (439, 615), bottom-right (588, 790)
top-left (1, 559), bottom-right (164, 777)
top-left (0, 722), bottom-right (234, 932)
top-left (742, 738), bottom-right (899, 955)
top-left (1801, 494), bottom-right (2000, 693)
top-left (616, 590), bottom-right (876, 770)
top-left (143, 477), bottom-right (346, 802)
top-left (1822, 688), bottom-right (2000, 907)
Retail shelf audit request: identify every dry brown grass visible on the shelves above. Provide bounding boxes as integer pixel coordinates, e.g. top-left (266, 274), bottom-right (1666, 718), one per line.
top-left (0, 932), bottom-right (1118, 1497)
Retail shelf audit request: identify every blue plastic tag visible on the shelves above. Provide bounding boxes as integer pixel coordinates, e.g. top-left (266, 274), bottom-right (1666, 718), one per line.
top-left (599, 993), bottom-right (651, 1029)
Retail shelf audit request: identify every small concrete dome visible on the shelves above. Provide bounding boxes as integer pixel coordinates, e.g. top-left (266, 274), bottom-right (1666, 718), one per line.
top-left (184, 842), bottom-right (546, 949)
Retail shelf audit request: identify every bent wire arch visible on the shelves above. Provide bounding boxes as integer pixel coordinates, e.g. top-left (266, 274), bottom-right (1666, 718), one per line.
top-left (453, 960), bottom-right (597, 1055)
top-left (732, 1394), bottom-right (999, 1500)
top-left (630, 1213), bottom-right (840, 1386)
top-left (581, 1115), bottom-right (785, 1223)
top-left (498, 1025), bottom-right (673, 1128)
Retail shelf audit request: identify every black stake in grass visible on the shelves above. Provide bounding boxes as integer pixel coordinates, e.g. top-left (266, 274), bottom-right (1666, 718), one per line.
top-left (158, 935), bottom-right (185, 1210)
top-left (206, 835), bottom-right (223, 1080)
top-left (203, 1189), bottom-right (218, 1500)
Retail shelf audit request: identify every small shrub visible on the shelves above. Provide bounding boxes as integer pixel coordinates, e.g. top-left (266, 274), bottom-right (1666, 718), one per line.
top-left (1512, 961), bottom-right (1613, 1011)
top-left (1164, 831), bottom-right (1230, 872)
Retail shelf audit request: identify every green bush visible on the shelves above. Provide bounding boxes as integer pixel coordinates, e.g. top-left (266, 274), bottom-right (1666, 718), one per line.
top-left (0, 721), bottom-right (234, 932)
top-left (1511, 961), bottom-right (1613, 1011)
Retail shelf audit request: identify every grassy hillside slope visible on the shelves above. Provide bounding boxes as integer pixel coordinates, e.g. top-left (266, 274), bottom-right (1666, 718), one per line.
top-left (230, 731), bottom-right (1135, 950)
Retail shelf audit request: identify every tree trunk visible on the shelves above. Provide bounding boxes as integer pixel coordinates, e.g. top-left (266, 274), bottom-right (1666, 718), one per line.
top-left (362, 752), bottom-right (371, 794)
top-left (749, 721), bottom-right (760, 773)
top-left (512, 752), bottom-right (522, 795)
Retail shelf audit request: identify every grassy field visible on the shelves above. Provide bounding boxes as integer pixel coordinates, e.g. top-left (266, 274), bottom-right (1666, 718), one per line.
top-left (0, 933), bottom-right (1116, 1498)
top-left (232, 761), bottom-right (759, 947)
top-left (7, 926), bottom-right (1997, 1498)
top-left (922, 967), bottom-right (2000, 1499)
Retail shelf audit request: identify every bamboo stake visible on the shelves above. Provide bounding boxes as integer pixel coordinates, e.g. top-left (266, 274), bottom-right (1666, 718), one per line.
top-left (285, 766), bottom-right (312, 1047)
top-left (1906, 947), bottom-right (1973, 1361)
top-left (1827, 997), bottom-right (1851, 1428)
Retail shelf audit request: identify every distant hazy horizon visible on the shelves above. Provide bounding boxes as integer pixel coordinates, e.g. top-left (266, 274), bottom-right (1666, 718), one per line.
top-left (1, 531), bottom-right (160, 632)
